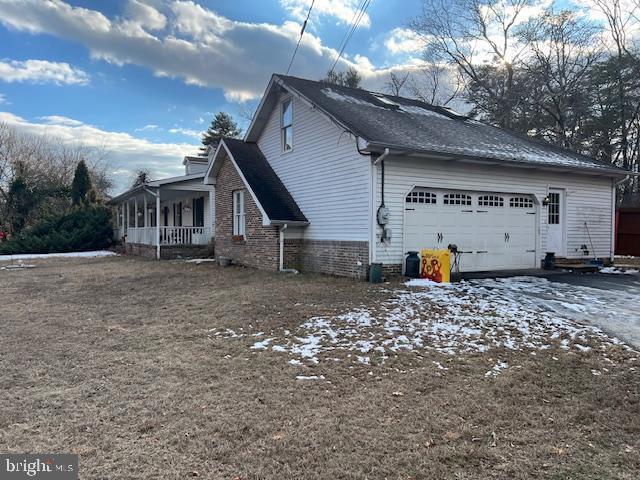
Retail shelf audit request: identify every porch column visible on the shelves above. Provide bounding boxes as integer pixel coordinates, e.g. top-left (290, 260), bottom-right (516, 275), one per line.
top-left (134, 198), bottom-right (139, 228)
top-left (156, 190), bottom-right (161, 260)
top-left (126, 201), bottom-right (130, 232)
top-left (209, 189), bottom-right (215, 233)
top-left (143, 196), bottom-right (148, 228)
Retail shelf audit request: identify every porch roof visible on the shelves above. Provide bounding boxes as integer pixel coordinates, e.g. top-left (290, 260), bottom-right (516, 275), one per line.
top-left (108, 173), bottom-right (207, 204)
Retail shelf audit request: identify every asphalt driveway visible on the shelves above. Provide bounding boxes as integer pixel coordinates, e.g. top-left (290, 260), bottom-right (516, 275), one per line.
top-left (479, 270), bottom-right (640, 350)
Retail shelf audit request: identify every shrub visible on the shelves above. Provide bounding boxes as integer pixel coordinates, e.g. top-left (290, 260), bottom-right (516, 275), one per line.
top-left (0, 205), bottom-right (113, 255)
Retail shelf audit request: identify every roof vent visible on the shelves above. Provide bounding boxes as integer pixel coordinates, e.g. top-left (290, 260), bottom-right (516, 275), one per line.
top-left (371, 93), bottom-right (400, 110)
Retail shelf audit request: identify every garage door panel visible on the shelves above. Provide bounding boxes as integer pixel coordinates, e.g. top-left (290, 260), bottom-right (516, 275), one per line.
top-left (404, 189), bottom-right (537, 272)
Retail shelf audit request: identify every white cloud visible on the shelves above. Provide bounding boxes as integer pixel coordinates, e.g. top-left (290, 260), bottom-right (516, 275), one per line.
top-left (280, 0), bottom-right (371, 28)
top-left (0, 0), bottom-right (410, 101)
top-left (0, 59), bottom-right (89, 85)
top-left (0, 111), bottom-right (198, 192)
top-left (135, 123), bottom-right (159, 131)
top-left (39, 115), bottom-right (85, 126)
top-left (0, 93), bottom-right (5, 104)
top-left (125, 0), bottom-right (166, 31)
top-left (168, 126), bottom-right (202, 139)
top-left (384, 28), bottom-right (423, 55)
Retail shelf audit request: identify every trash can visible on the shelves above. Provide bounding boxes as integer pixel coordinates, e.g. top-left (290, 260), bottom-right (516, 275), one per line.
top-left (369, 262), bottom-right (383, 283)
top-left (544, 252), bottom-right (555, 270)
top-left (405, 251), bottom-right (420, 278)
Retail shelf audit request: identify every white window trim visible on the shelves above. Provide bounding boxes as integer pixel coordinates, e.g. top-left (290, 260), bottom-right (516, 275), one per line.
top-left (233, 190), bottom-right (246, 237)
top-left (281, 98), bottom-right (293, 153)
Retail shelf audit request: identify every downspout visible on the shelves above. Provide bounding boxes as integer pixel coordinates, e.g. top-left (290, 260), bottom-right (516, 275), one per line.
top-left (279, 224), bottom-right (298, 273)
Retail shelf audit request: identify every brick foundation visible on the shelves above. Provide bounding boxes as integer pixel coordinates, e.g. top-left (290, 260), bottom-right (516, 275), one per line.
top-left (381, 264), bottom-right (403, 278)
top-left (122, 242), bottom-right (213, 260)
top-left (214, 153), bottom-right (280, 270)
top-left (283, 239), bottom-right (369, 279)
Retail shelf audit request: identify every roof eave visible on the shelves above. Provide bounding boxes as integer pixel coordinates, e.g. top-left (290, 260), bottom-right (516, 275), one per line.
top-left (364, 141), bottom-right (631, 178)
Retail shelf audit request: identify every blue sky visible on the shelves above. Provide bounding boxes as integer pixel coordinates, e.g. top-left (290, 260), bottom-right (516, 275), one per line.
top-left (0, 0), bottom-right (426, 192)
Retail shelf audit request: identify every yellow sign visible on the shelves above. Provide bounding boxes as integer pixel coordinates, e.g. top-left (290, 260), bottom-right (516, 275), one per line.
top-left (420, 249), bottom-right (450, 283)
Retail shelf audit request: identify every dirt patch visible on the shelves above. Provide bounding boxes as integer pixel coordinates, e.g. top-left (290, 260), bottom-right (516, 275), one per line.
top-left (0, 257), bottom-right (638, 479)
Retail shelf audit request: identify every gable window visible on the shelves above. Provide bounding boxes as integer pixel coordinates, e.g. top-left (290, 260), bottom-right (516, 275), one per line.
top-left (281, 99), bottom-right (293, 151)
top-left (233, 190), bottom-right (246, 237)
top-left (443, 193), bottom-right (472, 206)
top-left (478, 195), bottom-right (504, 207)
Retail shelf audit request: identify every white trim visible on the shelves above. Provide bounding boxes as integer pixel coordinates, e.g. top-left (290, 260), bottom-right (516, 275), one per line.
top-left (281, 96), bottom-right (294, 153)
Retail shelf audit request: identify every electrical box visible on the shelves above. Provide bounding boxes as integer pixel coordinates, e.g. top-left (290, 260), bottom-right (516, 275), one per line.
top-left (377, 205), bottom-right (390, 225)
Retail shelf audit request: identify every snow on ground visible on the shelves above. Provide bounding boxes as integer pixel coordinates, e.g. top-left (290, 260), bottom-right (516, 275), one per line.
top-left (0, 251), bottom-right (117, 262)
top-left (211, 276), bottom-right (637, 370)
top-left (600, 266), bottom-right (639, 274)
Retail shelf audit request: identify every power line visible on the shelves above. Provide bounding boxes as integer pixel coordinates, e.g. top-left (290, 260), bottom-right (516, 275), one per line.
top-left (286, 0), bottom-right (315, 75)
top-left (328, 0), bottom-right (372, 76)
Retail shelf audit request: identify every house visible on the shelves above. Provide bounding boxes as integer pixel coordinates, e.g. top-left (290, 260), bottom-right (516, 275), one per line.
top-left (109, 155), bottom-right (214, 259)
top-left (113, 74), bottom-right (631, 276)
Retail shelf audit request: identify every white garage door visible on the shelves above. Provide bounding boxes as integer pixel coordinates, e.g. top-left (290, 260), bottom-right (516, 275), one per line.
top-left (404, 188), bottom-right (537, 272)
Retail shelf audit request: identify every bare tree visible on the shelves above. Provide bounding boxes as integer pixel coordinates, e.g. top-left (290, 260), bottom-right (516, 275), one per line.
top-left (409, 63), bottom-right (464, 106)
top-left (385, 72), bottom-right (410, 96)
top-left (520, 9), bottom-right (603, 148)
top-left (0, 123), bottom-right (112, 234)
top-left (410, 0), bottom-right (533, 127)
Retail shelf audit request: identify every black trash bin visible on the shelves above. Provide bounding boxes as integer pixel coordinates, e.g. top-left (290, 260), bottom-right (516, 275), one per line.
top-left (405, 251), bottom-right (420, 278)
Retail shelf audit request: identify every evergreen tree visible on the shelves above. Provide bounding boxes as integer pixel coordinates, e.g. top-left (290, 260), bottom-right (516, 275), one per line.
top-left (200, 112), bottom-right (242, 154)
top-left (70, 160), bottom-right (93, 205)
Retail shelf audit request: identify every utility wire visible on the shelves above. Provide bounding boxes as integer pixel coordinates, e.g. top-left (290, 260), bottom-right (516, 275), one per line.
top-left (328, 0), bottom-right (372, 76)
top-left (286, 0), bottom-right (315, 75)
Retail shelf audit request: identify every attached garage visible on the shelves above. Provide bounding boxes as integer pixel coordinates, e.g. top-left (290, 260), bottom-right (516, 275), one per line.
top-left (404, 188), bottom-right (537, 272)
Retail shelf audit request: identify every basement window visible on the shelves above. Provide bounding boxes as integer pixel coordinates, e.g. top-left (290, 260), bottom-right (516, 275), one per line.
top-left (233, 190), bottom-right (245, 237)
top-left (281, 99), bottom-right (293, 151)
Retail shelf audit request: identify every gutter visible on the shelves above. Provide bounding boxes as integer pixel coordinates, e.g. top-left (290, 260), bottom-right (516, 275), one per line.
top-left (364, 141), bottom-right (632, 178)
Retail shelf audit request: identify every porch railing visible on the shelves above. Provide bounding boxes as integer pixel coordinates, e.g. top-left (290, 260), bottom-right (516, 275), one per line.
top-left (125, 226), bottom-right (213, 246)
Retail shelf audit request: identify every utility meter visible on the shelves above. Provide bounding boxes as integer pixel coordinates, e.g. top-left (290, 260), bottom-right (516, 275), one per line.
top-left (377, 205), bottom-right (390, 225)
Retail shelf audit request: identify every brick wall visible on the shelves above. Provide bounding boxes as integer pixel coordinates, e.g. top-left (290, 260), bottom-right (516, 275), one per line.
top-left (214, 154), bottom-right (280, 270)
top-left (122, 242), bottom-right (213, 260)
top-left (283, 239), bottom-right (369, 279)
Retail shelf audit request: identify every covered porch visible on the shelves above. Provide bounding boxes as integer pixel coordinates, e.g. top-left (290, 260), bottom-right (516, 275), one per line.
top-left (110, 174), bottom-right (215, 259)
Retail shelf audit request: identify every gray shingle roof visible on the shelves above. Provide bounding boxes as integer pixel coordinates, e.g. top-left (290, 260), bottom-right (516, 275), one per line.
top-left (276, 75), bottom-right (628, 175)
top-left (223, 138), bottom-right (307, 224)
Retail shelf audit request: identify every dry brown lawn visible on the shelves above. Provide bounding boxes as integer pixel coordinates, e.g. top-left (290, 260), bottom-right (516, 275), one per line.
top-left (0, 256), bottom-right (638, 479)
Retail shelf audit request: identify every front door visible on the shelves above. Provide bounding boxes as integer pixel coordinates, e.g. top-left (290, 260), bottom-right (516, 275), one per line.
top-left (546, 189), bottom-right (565, 256)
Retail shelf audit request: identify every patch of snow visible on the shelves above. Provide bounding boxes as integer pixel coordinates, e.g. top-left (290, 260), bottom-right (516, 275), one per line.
top-left (0, 250), bottom-right (117, 262)
top-left (485, 361), bottom-right (508, 377)
top-left (399, 104), bottom-right (451, 119)
top-left (600, 266), bottom-right (639, 274)
top-left (296, 375), bottom-right (325, 380)
top-left (288, 359), bottom-right (302, 366)
top-left (322, 88), bottom-right (377, 107)
top-left (251, 338), bottom-right (275, 350)
top-left (184, 258), bottom-right (216, 264)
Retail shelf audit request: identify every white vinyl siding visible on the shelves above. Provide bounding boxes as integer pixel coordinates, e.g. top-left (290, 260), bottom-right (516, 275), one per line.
top-left (375, 155), bottom-right (614, 266)
top-left (258, 93), bottom-right (370, 241)
top-left (233, 190), bottom-right (245, 236)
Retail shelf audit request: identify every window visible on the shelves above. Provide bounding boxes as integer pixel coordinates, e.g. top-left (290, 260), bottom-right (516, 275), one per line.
top-left (478, 195), bottom-right (504, 207)
top-left (406, 190), bottom-right (436, 204)
top-left (443, 193), bottom-right (472, 205)
top-left (547, 192), bottom-right (560, 225)
top-left (233, 190), bottom-right (245, 236)
top-left (281, 99), bottom-right (293, 151)
top-left (173, 202), bottom-right (182, 226)
top-left (192, 197), bottom-right (205, 227)
top-left (510, 197), bottom-right (534, 208)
